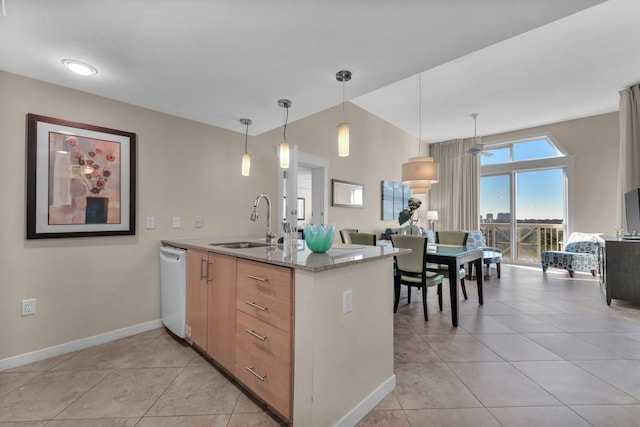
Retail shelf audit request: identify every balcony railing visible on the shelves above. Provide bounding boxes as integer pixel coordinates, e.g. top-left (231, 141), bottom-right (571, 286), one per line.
top-left (480, 222), bottom-right (564, 263)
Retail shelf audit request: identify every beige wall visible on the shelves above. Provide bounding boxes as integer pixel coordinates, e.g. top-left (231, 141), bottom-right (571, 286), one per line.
top-left (0, 70), bottom-right (620, 361)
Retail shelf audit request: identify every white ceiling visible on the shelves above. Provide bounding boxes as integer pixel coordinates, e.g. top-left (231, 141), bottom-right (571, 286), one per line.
top-left (1, 0), bottom-right (637, 142)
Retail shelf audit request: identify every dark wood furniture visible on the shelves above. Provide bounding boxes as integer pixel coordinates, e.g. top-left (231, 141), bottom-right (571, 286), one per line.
top-left (426, 244), bottom-right (484, 326)
top-left (602, 236), bottom-right (640, 305)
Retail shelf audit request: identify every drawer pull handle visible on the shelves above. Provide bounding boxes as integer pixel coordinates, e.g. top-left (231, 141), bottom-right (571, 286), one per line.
top-left (247, 274), bottom-right (268, 282)
top-left (245, 329), bottom-right (267, 341)
top-left (246, 301), bottom-right (268, 311)
top-left (246, 366), bottom-right (267, 381)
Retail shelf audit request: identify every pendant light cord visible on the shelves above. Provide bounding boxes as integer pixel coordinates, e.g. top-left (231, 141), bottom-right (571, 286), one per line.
top-left (283, 105), bottom-right (289, 140)
top-left (418, 74), bottom-right (423, 156)
top-left (244, 122), bottom-right (249, 154)
top-left (342, 80), bottom-right (346, 120)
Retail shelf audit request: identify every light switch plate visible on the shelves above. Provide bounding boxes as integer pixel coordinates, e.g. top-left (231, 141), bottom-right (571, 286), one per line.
top-left (343, 290), bottom-right (352, 314)
top-left (172, 216), bottom-right (181, 228)
top-left (146, 216), bottom-right (155, 229)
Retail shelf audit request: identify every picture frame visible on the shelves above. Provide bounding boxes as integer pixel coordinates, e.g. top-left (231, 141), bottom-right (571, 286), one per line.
top-left (297, 197), bottom-right (305, 220)
top-left (26, 114), bottom-right (137, 239)
top-left (331, 179), bottom-right (364, 208)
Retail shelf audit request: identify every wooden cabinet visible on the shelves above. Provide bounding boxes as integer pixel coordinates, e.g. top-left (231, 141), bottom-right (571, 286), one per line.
top-left (206, 253), bottom-right (237, 371)
top-left (187, 252), bottom-right (294, 421)
top-left (186, 249), bottom-right (237, 372)
top-left (186, 249), bottom-right (208, 348)
top-left (235, 259), bottom-right (294, 421)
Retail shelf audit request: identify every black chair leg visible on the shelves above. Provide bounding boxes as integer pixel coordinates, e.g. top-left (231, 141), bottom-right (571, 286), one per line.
top-left (407, 286), bottom-right (412, 304)
top-left (421, 285), bottom-right (428, 321)
top-left (437, 284), bottom-right (443, 311)
top-left (461, 278), bottom-right (468, 300)
top-left (393, 276), bottom-right (401, 313)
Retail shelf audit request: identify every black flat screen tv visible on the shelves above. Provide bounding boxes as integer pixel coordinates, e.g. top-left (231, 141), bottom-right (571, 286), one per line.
top-left (625, 188), bottom-right (640, 234)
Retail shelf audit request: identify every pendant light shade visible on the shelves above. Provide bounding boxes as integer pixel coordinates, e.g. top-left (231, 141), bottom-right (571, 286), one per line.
top-left (338, 122), bottom-right (349, 157)
top-left (241, 152), bottom-right (251, 176)
top-left (401, 74), bottom-right (439, 193)
top-left (278, 99), bottom-right (292, 169)
top-left (402, 156), bottom-right (439, 185)
top-left (240, 118), bottom-right (251, 176)
top-left (280, 140), bottom-right (290, 169)
top-left (336, 70), bottom-right (352, 157)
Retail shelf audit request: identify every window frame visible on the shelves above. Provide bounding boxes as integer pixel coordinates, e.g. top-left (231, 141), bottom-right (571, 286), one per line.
top-left (480, 133), bottom-right (576, 260)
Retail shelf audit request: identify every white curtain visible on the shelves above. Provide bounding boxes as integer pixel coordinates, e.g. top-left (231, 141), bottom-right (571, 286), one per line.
top-left (428, 138), bottom-right (479, 231)
top-left (617, 85), bottom-right (640, 229)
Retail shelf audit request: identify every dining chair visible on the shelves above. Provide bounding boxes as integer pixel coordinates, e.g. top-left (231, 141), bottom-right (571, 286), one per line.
top-left (391, 235), bottom-right (444, 321)
top-left (339, 228), bottom-right (358, 244)
top-left (428, 231), bottom-right (469, 299)
top-left (349, 232), bottom-right (377, 246)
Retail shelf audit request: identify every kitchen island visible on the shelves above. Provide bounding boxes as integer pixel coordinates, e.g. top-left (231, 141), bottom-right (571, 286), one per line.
top-left (162, 236), bottom-right (405, 427)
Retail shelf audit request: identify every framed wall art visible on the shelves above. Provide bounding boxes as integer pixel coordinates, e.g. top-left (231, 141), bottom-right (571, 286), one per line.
top-left (26, 114), bottom-right (137, 239)
top-left (381, 180), bottom-right (411, 221)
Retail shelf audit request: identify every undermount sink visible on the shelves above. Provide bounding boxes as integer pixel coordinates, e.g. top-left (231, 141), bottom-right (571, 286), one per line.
top-left (210, 241), bottom-right (270, 249)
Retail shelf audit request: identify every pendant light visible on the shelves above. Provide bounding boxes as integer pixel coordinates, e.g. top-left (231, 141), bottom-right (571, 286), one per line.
top-left (278, 99), bottom-right (292, 169)
top-left (336, 70), bottom-right (352, 157)
top-left (240, 118), bottom-right (252, 176)
top-left (401, 74), bottom-right (439, 193)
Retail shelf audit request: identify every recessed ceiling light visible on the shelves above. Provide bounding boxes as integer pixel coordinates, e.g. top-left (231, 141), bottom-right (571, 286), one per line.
top-left (61, 59), bottom-right (97, 76)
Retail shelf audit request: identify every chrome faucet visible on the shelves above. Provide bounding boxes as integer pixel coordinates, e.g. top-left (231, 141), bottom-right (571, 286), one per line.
top-left (250, 194), bottom-right (277, 245)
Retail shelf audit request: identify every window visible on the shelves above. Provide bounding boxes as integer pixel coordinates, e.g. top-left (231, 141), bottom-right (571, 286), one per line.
top-left (480, 135), bottom-right (573, 264)
top-left (481, 137), bottom-right (563, 166)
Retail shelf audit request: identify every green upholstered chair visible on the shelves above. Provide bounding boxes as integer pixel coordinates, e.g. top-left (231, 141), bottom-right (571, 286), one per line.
top-left (391, 235), bottom-right (444, 321)
top-left (428, 231), bottom-right (469, 299)
top-left (339, 228), bottom-right (358, 244)
top-left (349, 232), bottom-right (377, 246)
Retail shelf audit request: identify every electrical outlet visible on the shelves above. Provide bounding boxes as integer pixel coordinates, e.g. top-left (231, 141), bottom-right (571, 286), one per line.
top-left (21, 298), bottom-right (36, 316)
top-left (172, 216), bottom-right (181, 228)
top-left (146, 216), bottom-right (155, 229)
top-left (343, 290), bottom-right (352, 314)
top-left (194, 216), bottom-right (204, 228)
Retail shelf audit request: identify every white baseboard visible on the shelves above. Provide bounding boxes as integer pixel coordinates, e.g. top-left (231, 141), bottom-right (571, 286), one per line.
top-left (334, 374), bottom-right (396, 427)
top-left (0, 319), bottom-right (163, 371)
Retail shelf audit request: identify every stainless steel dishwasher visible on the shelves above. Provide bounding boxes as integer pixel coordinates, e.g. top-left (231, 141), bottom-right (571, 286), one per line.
top-left (159, 245), bottom-right (186, 338)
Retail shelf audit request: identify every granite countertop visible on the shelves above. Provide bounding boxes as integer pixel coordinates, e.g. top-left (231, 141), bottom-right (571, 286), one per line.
top-left (161, 236), bottom-right (407, 272)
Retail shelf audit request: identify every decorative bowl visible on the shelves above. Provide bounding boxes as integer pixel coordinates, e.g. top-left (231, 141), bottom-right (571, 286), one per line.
top-left (304, 224), bottom-right (335, 253)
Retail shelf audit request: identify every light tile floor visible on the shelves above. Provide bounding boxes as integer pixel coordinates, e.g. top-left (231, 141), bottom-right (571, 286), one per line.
top-left (2, 264), bottom-right (640, 426)
top-left (359, 264), bottom-right (640, 427)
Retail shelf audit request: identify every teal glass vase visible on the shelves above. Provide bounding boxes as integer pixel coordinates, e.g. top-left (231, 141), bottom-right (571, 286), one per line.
top-left (304, 224), bottom-right (335, 253)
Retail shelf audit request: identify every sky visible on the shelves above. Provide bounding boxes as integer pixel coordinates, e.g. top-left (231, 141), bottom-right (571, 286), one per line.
top-left (480, 139), bottom-right (564, 221)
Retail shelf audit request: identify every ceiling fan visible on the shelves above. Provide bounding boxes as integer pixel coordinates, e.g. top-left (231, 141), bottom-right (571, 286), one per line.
top-left (466, 113), bottom-right (494, 157)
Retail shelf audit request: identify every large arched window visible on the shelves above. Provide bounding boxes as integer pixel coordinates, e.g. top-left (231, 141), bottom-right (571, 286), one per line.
top-left (480, 134), bottom-right (574, 265)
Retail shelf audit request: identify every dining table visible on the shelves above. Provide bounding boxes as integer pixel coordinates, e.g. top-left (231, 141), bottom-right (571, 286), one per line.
top-left (426, 243), bottom-right (484, 327)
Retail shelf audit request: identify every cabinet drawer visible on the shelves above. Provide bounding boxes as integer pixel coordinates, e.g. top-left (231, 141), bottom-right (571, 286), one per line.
top-left (237, 259), bottom-right (292, 302)
top-left (236, 341), bottom-right (291, 420)
top-left (236, 286), bottom-right (292, 333)
top-left (236, 310), bottom-right (291, 363)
